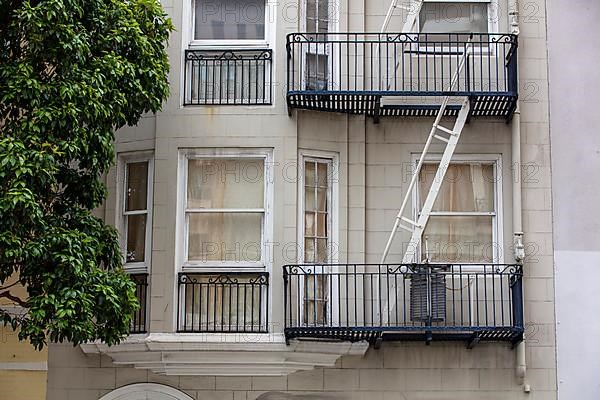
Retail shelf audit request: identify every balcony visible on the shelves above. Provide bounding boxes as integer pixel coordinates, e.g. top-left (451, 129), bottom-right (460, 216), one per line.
top-left (184, 49), bottom-right (273, 106)
top-left (283, 264), bottom-right (523, 347)
top-left (130, 273), bottom-right (148, 334)
top-left (177, 272), bottom-right (269, 333)
top-left (286, 33), bottom-right (518, 121)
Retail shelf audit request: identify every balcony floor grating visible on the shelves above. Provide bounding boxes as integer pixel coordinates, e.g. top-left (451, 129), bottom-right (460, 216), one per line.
top-left (287, 93), bottom-right (518, 121)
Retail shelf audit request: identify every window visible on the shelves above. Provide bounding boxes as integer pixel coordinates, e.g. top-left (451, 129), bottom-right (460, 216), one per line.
top-left (121, 156), bottom-right (153, 271)
top-left (419, 1), bottom-right (494, 35)
top-left (416, 157), bottom-right (502, 263)
top-left (120, 154), bottom-right (153, 334)
top-left (184, 156), bottom-right (267, 266)
top-left (179, 150), bottom-right (272, 333)
top-left (185, 1), bottom-right (274, 105)
top-left (302, 0), bottom-right (336, 91)
top-left (306, 0), bottom-right (330, 34)
top-left (194, 0), bottom-right (266, 41)
top-left (299, 154), bottom-right (337, 326)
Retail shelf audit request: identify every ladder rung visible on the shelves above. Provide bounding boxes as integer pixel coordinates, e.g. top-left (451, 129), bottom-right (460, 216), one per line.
top-left (434, 124), bottom-right (455, 135)
top-left (433, 134), bottom-right (449, 143)
top-left (401, 216), bottom-right (420, 227)
top-left (399, 224), bottom-right (413, 232)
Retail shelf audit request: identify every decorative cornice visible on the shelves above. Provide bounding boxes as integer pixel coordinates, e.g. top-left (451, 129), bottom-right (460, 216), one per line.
top-left (80, 333), bottom-right (368, 376)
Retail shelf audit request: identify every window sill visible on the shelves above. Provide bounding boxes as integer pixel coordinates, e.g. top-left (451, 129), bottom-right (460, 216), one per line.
top-left (188, 40), bottom-right (270, 50)
top-left (80, 333), bottom-right (368, 376)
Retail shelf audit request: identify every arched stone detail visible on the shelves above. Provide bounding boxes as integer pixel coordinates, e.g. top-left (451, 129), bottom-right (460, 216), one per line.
top-left (98, 383), bottom-right (194, 400)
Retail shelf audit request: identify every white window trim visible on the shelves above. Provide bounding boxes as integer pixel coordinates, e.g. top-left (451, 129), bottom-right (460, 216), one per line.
top-left (412, 153), bottom-right (504, 265)
top-left (297, 150), bottom-right (340, 327)
top-left (117, 152), bottom-right (154, 274)
top-left (177, 148), bottom-right (274, 272)
top-left (185, 0), bottom-right (277, 49)
top-left (297, 150), bottom-right (339, 265)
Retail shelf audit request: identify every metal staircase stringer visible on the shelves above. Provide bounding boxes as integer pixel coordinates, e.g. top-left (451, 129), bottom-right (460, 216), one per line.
top-left (401, 97), bottom-right (471, 264)
top-left (380, 0), bottom-right (424, 33)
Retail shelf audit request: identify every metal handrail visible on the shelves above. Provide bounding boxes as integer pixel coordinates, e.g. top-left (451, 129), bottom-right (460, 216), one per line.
top-left (177, 272), bottom-right (269, 333)
top-left (286, 32), bottom-right (518, 95)
top-left (283, 263), bottom-right (523, 343)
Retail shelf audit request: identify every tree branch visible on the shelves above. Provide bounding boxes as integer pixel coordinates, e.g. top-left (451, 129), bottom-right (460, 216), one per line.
top-left (0, 291), bottom-right (28, 307)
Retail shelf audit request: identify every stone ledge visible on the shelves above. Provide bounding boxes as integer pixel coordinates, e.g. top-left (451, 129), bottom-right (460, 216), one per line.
top-left (80, 333), bottom-right (368, 376)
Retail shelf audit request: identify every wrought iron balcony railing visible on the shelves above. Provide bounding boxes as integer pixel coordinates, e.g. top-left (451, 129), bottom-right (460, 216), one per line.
top-left (286, 32), bottom-right (518, 119)
top-left (177, 272), bottom-right (269, 333)
top-left (184, 49), bottom-right (273, 106)
top-left (130, 273), bottom-right (148, 334)
top-left (283, 264), bottom-right (523, 346)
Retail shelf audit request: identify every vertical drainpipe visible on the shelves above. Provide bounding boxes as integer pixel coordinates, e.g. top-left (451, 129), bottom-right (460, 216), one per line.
top-left (508, 0), bottom-right (528, 391)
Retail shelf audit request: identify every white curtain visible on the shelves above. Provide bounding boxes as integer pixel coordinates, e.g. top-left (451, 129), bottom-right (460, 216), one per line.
top-left (419, 163), bottom-right (495, 262)
top-left (187, 158), bottom-right (264, 262)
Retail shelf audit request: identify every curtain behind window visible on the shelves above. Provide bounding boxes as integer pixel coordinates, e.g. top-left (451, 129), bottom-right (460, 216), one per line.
top-left (195, 0), bottom-right (266, 40)
top-left (419, 163), bottom-right (495, 262)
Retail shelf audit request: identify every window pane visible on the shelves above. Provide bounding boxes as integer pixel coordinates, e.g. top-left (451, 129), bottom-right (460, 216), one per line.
top-left (305, 53), bottom-right (329, 90)
top-left (305, 187), bottom-right (316, 211)
top-left (188, 213), bottom-right (262, 262)
top-left (126, 162), bottom-right (148, 211)
top-left (419, 163), bottom-right (494, 212)
top-left (304, 274), bottom-right (328, 325)
top-left (316, 213), bottom-right (327, 237)
top-left (304, 238), bottom-right (315, 263)
top-left (317, 188), bottom-right (327, 211)
top-left (317, 162), bottom-right (329, 187)
top-left (306, 0), bottom-right (317, 31)
top-left (305, 212), bottom-right (316, 236)
top-left (187, 159), bottom-right (264, 209)
top-left (316, 238), bottom-right (328, 262)
top-left (305, 161), bottom-right (316, 186)
top-left (422, 216), bottom-right (493, 263)
top-left (318, 0), bottom-right (329, 33)
top-left (126, 214), bottom-right (146, 263)
top-left (420, 3), bottom-right (488, 34)
top-left (195, 0), bottom-right (266, 40)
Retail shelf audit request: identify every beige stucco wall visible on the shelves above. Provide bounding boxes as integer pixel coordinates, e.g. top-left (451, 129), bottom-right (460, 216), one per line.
top-left (47, 0), bottom-right (556, 399)
top-left (0, 326), bottom-right (47, 400)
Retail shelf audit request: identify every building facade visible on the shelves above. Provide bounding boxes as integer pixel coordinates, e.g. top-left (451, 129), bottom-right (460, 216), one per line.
top-left (547, 1), bottom-right (600, 398)
top-left (47, 0), bottom-right (557, 399)
top-left (0, 316), bottom-right (47, 400)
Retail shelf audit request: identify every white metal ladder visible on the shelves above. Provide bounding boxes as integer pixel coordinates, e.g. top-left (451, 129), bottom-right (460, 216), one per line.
top-left (381, 0), bottom-right (423, 34)
top-left (373, 0), bottom-right (473, 323)
top-left (377, 36), bottom-right (473, 323)
top-left (380, 43), bottom-right (472, 266)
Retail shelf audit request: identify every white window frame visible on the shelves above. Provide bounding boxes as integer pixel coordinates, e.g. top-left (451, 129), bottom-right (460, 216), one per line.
top-left (178, 148), bottom-right (274, 272)
top-left (412, 153), bottom-right (504, 265)
top-left (415, 0), bottom-right (499, 56)
top-left (297, 150), bottom-right (339, 327)
top-left (300, 0), bottom-right (340, 91)
top-left (187, 0), bottom-right (277, 49)
top-left (417, 0), bottom-right (499, 34)
top-left (117, 152), bottom-right (154, 274)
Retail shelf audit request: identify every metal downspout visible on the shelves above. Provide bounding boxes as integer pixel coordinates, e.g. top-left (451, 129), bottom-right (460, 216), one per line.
top-left (508, 0), bottom-right (528, 391)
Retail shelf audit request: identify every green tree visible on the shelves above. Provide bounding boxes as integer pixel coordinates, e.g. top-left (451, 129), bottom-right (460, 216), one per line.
top-left (0, 0), bottom-right (172, 349)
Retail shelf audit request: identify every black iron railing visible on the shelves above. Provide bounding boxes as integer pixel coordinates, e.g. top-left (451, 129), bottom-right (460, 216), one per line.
top-left (283, 264), bottom-right (523, 345)
top-left (286, 32), bottom-right (518, 118)
top-left (184, 49), bottom-right (273, 106)
top-left (130, 273), bottom-right (148, 334)
top-left (178, 272), bottom-right (269, 333)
